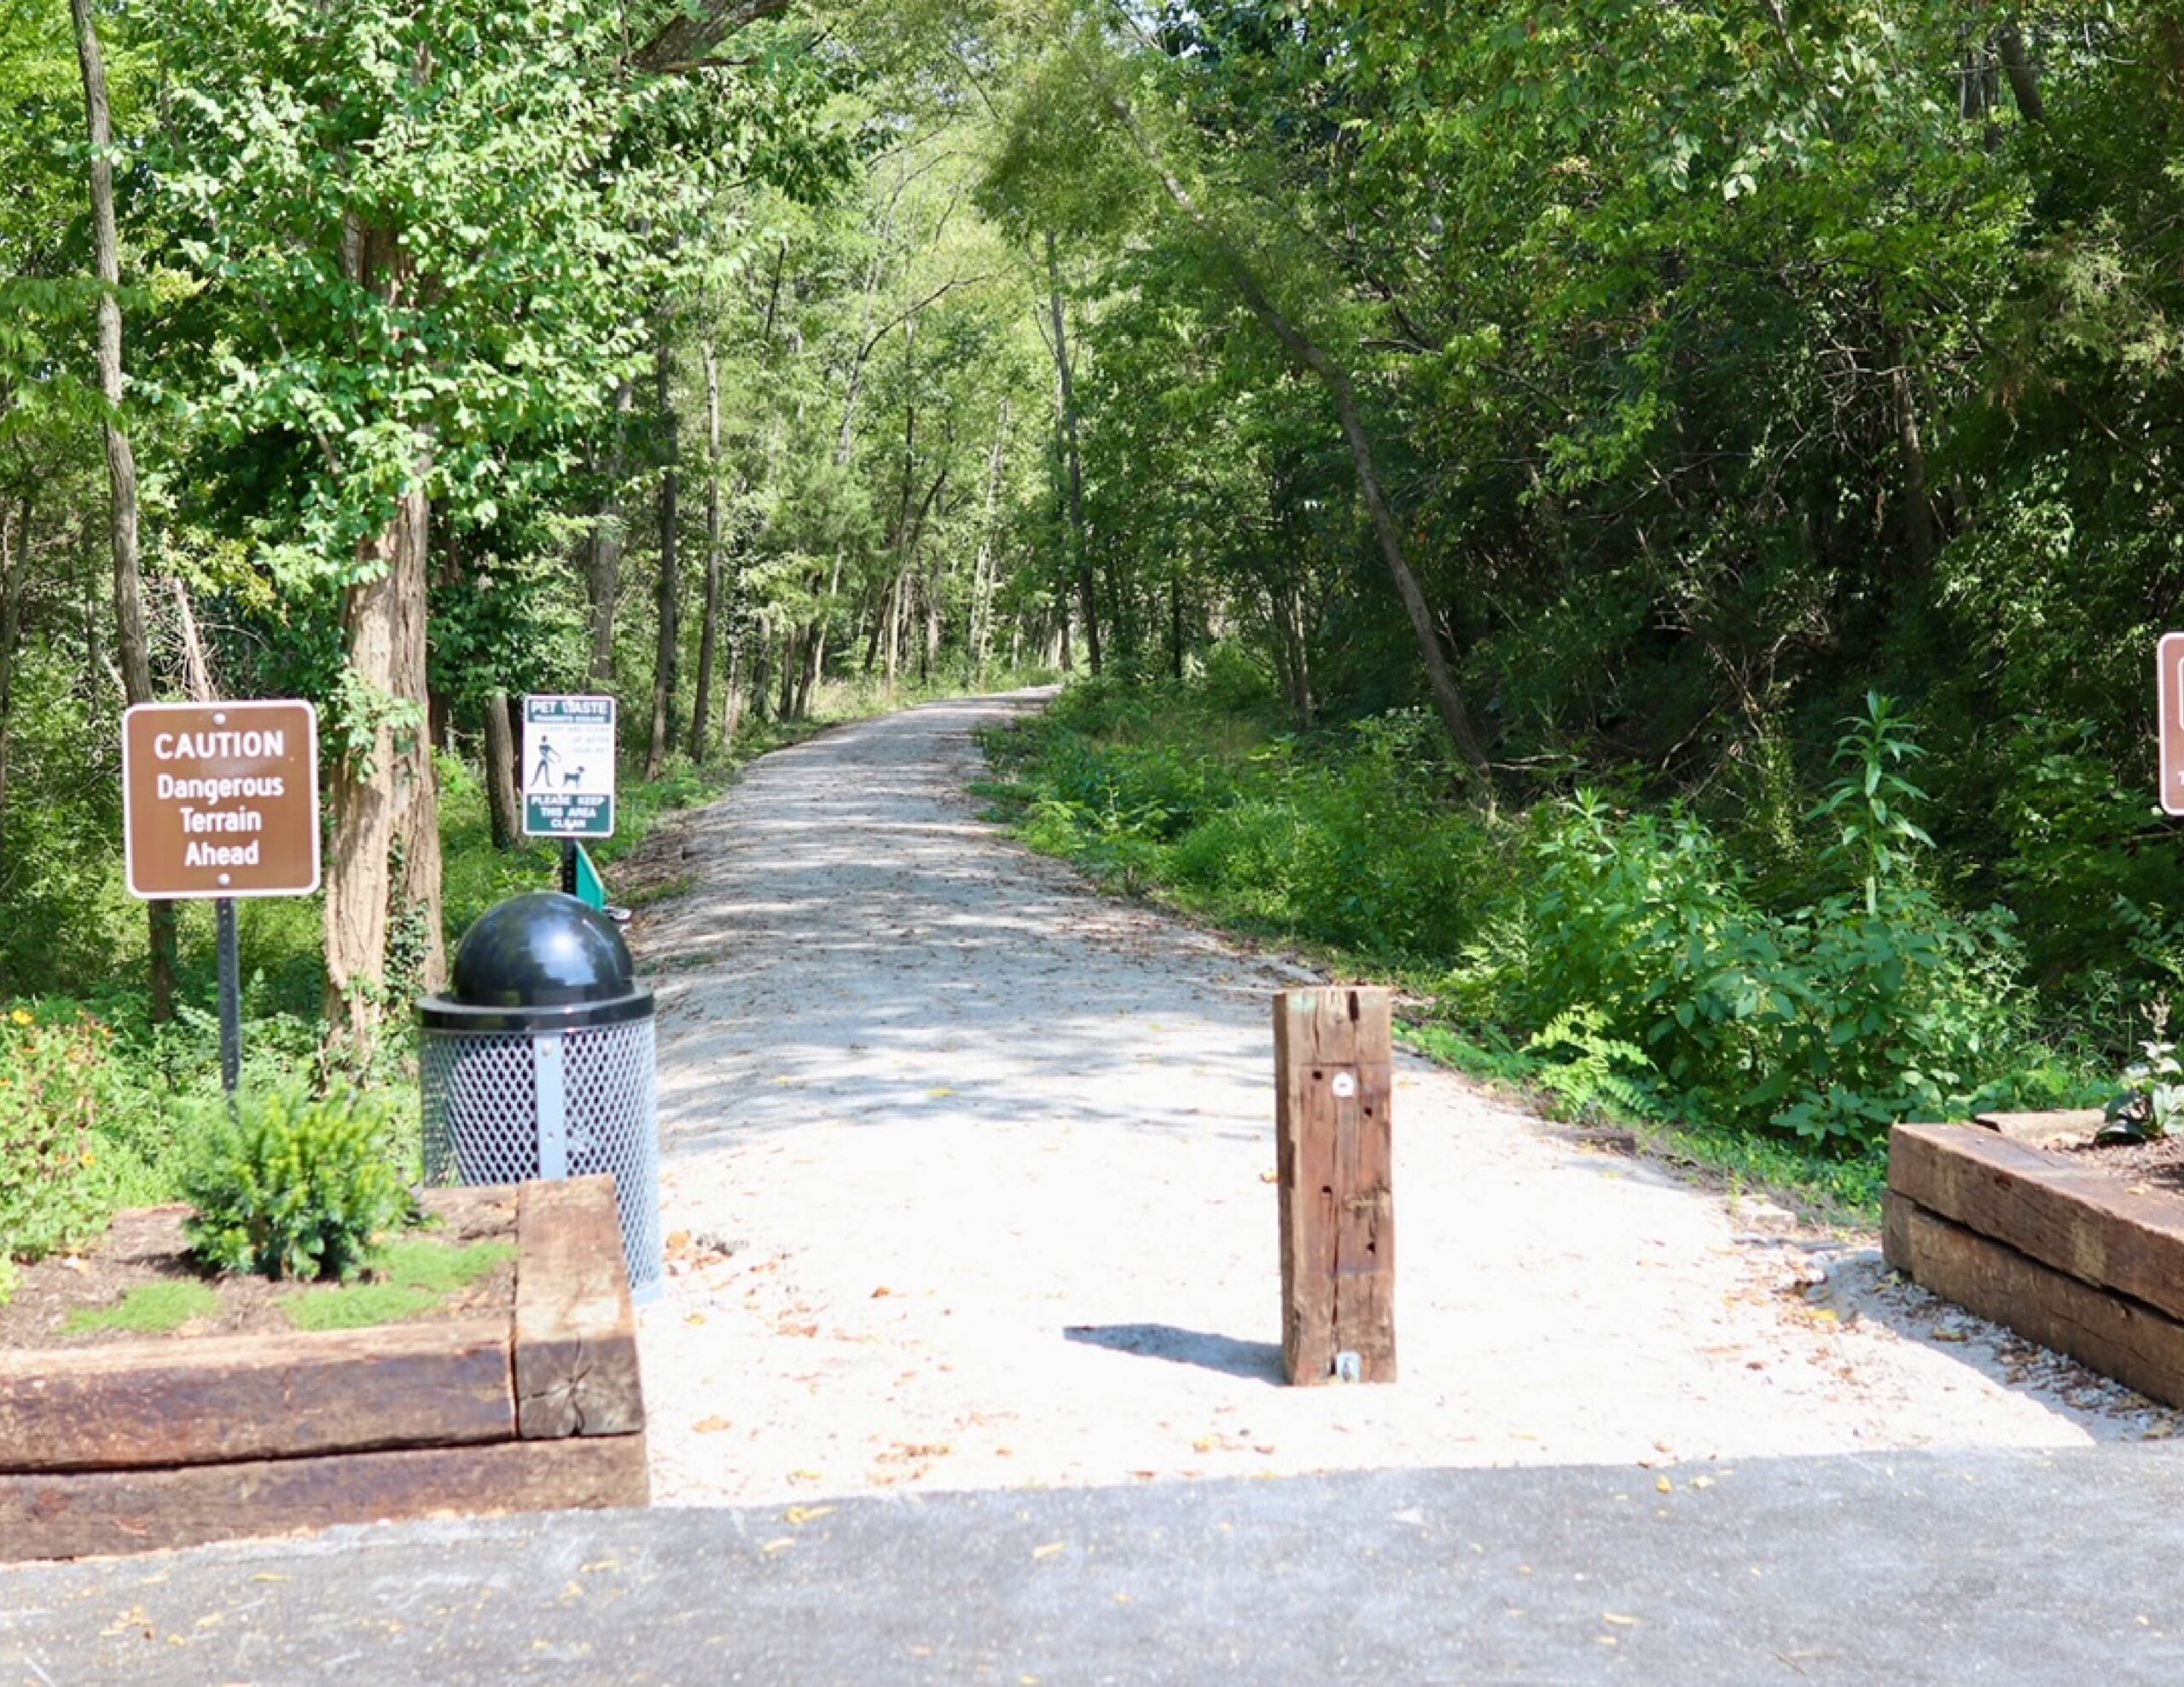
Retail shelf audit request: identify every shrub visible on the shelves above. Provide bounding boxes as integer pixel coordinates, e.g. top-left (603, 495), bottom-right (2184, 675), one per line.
top-left (182, 1087), bottom-right (420, 1282)
top-left (0, 1011), bottom-right (122, 1272)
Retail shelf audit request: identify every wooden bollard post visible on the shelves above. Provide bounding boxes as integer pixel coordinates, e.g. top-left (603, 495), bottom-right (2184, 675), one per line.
top-left (1275, 986), bottom-right (1395, 1385)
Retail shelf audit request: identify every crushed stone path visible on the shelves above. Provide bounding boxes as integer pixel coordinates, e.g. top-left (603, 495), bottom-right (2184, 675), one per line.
top-left (633, 693), bottom-right (2164, 1507)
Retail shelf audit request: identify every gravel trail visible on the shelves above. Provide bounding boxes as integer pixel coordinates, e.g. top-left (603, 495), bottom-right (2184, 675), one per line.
top-left (633, 693), bottom-right (2162, 1506)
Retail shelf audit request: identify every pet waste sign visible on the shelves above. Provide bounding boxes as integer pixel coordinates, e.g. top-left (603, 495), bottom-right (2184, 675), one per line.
top-left (523, 694), bottom-right (616, 838)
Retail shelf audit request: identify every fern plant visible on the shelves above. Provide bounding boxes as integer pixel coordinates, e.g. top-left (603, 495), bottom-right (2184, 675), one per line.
top-left (1524, 1005), bottom-right (1664, 1122)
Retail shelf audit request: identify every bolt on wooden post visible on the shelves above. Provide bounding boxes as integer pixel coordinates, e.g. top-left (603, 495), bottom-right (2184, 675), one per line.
top-left (1275, 986), bottom-right (1395, 1385)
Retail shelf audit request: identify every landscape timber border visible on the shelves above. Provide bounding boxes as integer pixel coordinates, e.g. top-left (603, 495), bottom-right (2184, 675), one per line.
top-left (0, 1175), bottom-right (647, 1562)
top-left (1885, 1113), bottom-right (2184, 1408)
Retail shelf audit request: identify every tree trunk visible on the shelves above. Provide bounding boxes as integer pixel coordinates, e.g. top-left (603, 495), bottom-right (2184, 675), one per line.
top-left (0, 499), bottom-right (24, 872)
top-left (72, 0), bottom-right (178, 1020)
top-left (392, 491), bottom-right (445, 1000)
top-left (647, 319), bottom-right (682, 780)
top-left (968, 407), bottom-right (1010, 681)
top-left (1046, 232), bottom-right (1100, 674)
top-left (1115, 101), bottom-right (1490, 778)
top-left (1996, 21), bottom-right (2044, 124)
top-left (723, 630), bottom-right (745, 749)
top-left (484, 687), bottom-right (522, 850)
top-left (324, 482), bottom-right (434, 1057)
top-left (777, 623), bottom-right (801, 720)
top-left (172, 578), bottom-right (215, 703)
top-left (881, 572), bottom-right (903, 687)
top-left (747, 612), bottom-right (774, 726)
top-left (793, 553), bottom-right (843, 719)
top-left (688, 338), bottom-right (723, 762)
top-left (1229, 267), bottom-right (1485, 768)
top-left (585, 379), bottom-right (636, 686)
top-left (1892, 351), bottom-right (1935, 574)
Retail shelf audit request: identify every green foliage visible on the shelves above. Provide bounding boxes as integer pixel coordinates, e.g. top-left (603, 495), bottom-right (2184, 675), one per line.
top-left (2100, 1000), bottom-right (2184, 1144)
top-left (0, 1012), bottom-right (127, 1267)
top-left (996, 677), bottom-right (2082, 1168)
top-left (1523, 1006), bottom-right (1663, 1123)
top-left (181, 1087), bottom-right (421, 1282)
top-left (66, 1280), bottom-right (219, 1336)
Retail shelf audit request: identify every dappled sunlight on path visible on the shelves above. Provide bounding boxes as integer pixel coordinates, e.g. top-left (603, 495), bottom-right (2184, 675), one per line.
top-left (632, 693), bottom-right (2164, 1508)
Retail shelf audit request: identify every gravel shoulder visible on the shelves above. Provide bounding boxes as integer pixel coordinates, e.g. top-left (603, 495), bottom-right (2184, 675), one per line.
top-left (631, 692), bottom-right (2166, 1507)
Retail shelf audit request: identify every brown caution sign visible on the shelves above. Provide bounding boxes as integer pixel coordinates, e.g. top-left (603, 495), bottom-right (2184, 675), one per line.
top-left (123, 701), bottom-right (321, 900)
top-left (2164, 635), bottom-right (2184, 818)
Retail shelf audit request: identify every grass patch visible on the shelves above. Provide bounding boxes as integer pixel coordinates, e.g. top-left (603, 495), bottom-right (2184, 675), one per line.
top-left (376, 1236), bottom-right (514, 1294)
top-left (279, 1236), bottom-right (515, 1331)
top-left (282, 1282), bottom-right (444, 1331)
top-left (65, 1279), bottom-right (218, 1335)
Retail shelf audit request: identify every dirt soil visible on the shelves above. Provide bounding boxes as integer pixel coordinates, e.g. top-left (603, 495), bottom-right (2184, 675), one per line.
top-left (0, 1188), bottom-right (515, 1351)
top-left (2053, 1132), bottom-right (2184, 1192)
top-left (628, 693), bottom-right (2172, 1510)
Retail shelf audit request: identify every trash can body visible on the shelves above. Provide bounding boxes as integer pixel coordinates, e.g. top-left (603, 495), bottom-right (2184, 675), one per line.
top-left (418, 893), bottom-right (662, 1302)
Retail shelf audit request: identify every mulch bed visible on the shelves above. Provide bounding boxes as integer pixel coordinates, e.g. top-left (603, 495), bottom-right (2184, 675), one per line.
top-left (0, 1190), bottom-right (516, 1352)
top-left (2051, 1132), bottom-right (2184, 1194)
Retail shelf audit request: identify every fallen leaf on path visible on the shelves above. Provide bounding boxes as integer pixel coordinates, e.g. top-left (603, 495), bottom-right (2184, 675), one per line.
top-left (1656, 1476), bottom-right (1674, 1493)
top-left (1031, 1542), bottom-right (1066, 1560)
top-left (1603, 1614), bottom-right (1640, 1626)
top-left (694, 1417), bottom-right (733, 1435)
top-left (785, 1506), bottom-right (834, 1525)
top-left (871, 1285), bottom-right (892, 1297)
top-left (761, 1539), bottom-right (796, 1555)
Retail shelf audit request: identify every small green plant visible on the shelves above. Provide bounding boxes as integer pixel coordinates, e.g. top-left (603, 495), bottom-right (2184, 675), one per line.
top-left (1524, 1005), bottom-right (1664, 1122)
top-left (2100, 998), bottom-right (2184, 1143)
top-left (0, 1011), bottom-right (121, 1271)
top-left (66, 1280), bottom-right (219, 1335)
top-left (182, 1087), bottom-right (421, 1282)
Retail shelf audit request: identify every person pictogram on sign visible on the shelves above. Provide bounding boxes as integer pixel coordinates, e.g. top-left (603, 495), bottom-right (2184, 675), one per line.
top-left (530, 735), bottom-right (561, 791)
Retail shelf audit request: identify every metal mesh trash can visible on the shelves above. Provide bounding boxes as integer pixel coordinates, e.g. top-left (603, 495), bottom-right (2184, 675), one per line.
top-left (420, 891), bottom-right (662, 1303)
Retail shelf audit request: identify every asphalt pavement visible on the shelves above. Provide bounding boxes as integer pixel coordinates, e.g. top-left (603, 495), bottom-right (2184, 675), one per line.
top-left (6, 1445), bottom-right (2182, 1684)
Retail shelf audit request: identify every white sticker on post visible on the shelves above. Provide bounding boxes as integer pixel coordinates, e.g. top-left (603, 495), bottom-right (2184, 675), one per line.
top-left (1331, 1072), bottom-right (1358, 1099)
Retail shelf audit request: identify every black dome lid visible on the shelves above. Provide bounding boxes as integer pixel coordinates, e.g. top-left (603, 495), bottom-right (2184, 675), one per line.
top-left (450, 892), bottom-right (638, 1009)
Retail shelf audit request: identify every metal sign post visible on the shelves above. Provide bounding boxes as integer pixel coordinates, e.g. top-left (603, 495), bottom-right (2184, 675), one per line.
top-left (122, 699), bottom-right (322, 1094)
top-left (216, 898), bottom-right (241, 1092)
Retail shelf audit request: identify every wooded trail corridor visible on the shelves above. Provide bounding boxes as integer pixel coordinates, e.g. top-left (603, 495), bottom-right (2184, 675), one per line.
top-left (630, 698), bottom-right (2158, 1506)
